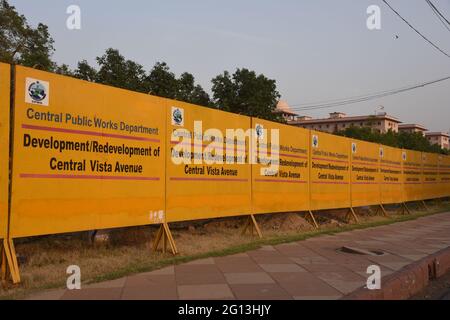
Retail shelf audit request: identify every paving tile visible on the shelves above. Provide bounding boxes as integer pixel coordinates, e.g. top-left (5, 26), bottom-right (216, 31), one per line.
top-left (178, 284), bottom-right (234, 300)
top-left (300, 263), bottom-right (353, 274)
top-left (84, 278), bottom-right (126, 289)
top-left (144, 266), bottom-right (175, 276)
top-left (175, 264), bottom-right (221, 274)
top-left (290, 256), bottom-right (331, 265)
top-left (320, 279), bottom-right (365, 294)
top-left (224, 272), bottom-right (275, 285)
top-left (185, 258), bottom-right (216, 265)
top-left (271, 272), bottom-right (342, 297)
top-left (121, 284), bottom-right (178, 300)
top-left (26, 289), bottom-right (66, 300)
top-left (61, 288), bottom-right (122, 300)
top-left (125, 274), bottom-right (176, 288)
top-left (176, 271), bottom-right (226, 286)
top-left (250, 256), bottom-right (296, 264)
top-left (230, 284), bottom-right (292, 300)
top-left (294, 295), bottom-right (341, 300)
top-left (215, 260), bottom-right (263, 273)
top-left (313, 271), bottom-right (365, 282)
top-left (259, 264), bottom-right (306, 273)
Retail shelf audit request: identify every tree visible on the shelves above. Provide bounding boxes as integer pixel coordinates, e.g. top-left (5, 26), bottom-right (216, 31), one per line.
top-left (0, 0), bottom-right (55, 70)
top-left (74, 60), bottom-right (97, 82)
top-left (189, 85), bottom-right (211, 107)
top-left (96, 48), bottom-right (147, 92)
top-left (211, 68), bottom-right (282, 122)
top-left (176, 72), bottom-right (211, 107)
top-left (54, 64), bottom-right (73, 76)
top-left (337, 126), bottom-right (448, 155)
top-left (145, 62), bottom-right (178, 99)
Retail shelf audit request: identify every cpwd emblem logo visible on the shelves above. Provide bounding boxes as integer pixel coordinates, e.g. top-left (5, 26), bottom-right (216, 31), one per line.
top-left (25, 78), bottom-right (49, 106)
top-left (171, 107), bottom-right (184, 126)
top-left (255, 124), bottom-right (264, 140)
top-left (312, 135), bottom-right (319, 148)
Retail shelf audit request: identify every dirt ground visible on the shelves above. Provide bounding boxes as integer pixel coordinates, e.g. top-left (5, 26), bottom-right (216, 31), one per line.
top-left (0, 201), bottom-right (448, 299)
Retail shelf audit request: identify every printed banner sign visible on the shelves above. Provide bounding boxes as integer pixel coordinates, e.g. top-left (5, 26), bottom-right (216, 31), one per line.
top-left (310, 131), bottom-right (351, 210)
top-left (166, 102), bottom-right (252, 222)
top-left (441, 155), bottom-right (450, 198)
top-left (252, 119), bottom-right (310, 214)
top-left (350, 140), bottom-right (380, 207)
top-left (0, 63), bottom-right (10, 239)
top-left (402, 150), bottom-right (423, 202)
top-left (10, 66), bottom-right (166, 238)
top-left (422, 152), bottom-right (440, 200)
top-left (380, 145), bottom-right (404, 204)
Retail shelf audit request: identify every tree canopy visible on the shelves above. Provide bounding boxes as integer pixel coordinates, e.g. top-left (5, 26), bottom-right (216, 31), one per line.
top-left (0, 0), bottom-right (55, 70)
top-left (337, 126), bottom-right (448, 155)
top-left (211, 69), bottom-right (283, 122)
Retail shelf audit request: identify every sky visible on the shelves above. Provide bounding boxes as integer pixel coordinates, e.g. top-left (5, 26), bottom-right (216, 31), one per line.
top-left (9, 0), bottom-right (450, 132)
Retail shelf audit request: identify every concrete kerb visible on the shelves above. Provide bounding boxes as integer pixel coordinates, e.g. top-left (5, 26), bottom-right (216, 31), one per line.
top-left (342, 246), bottom-right (450, 300)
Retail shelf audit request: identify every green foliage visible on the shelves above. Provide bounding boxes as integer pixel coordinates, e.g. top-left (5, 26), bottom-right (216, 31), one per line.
top-left (176, 72), bottom-right (212, 107)
top-left (144, 61), bottom-right (178, 98)
top-left (74, 60), bottom-right (97, 82)
top-left (71, 51), bottom-right (212, 107)
top-left (0, 0), bottom-right (54, 71)
top-left (95, 48), bottom-right (147, 93)
top-left (337, 126), bottom-right (448, 155)
top-left (54, 64), bottom-right (73, 76)
top-left (211, 69), bottom-right (283, 122)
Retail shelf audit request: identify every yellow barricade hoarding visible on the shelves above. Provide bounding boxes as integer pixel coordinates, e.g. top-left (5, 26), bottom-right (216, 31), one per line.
top-left (402, 149), bottom-right (423, 202)
top-left (0, 63), bottom-right (10, 240)
top-left (442, 155), bottom-right (450, 197)
top-left (350, 139), bottom-right (380, 207)
top-left (422, 152), bottom-right (440, 200)
top-left (10, 66), bottom-right (166, 238)
top-left (252, 119), bottom-right (309, 214)
top-left (379, 145), bottom-right (404, 204)
top-left (166, 102), bottom-right (251, 222)
top-left (310, 131), bottom-right (351, 210)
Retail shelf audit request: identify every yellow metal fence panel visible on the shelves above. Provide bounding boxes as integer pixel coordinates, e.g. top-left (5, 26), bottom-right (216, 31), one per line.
top-left (310, 130), bottom-right (351, 210)
top-left (380, 145), bottom-right (404, 204)
top-left (10, 66), bottom-right (166, 238)
top-left (402, 150), bottom-right (423, 202)
top-left (251, 119), bottom-right (310, 214)
top-left (422, 152), bottom-right (440, 200)
top-left (165, 101), bottom-right (252, 222)
top-left (443, 155), bottom-right (450, 197)
top-left (350, 139), bottom-right (381, 207)
top-left (3, 65), bottom-right (449, 239)
top-left (0, 63), bottom-right (10, 239)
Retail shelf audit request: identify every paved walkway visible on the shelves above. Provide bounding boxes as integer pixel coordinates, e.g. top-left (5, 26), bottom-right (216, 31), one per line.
top-left (27, 212), bottom-right (450, 300)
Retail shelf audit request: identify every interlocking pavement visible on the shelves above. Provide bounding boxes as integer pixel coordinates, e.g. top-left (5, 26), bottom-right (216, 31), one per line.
top-left (26, 212), bottom-right (450, 300)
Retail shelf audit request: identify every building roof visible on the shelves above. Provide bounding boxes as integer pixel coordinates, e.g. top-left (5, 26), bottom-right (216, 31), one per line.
top-left (289, 113), bottom-right (402, 125)
top-left (398, 124), bottom-right (428, 131)
top-left (274, 100), bottom-right (298, 116)
top-left (425, 132), bottom-right (450, 138)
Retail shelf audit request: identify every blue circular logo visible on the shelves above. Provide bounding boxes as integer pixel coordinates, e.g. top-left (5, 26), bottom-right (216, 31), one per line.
top-left (172, 108), bottom-right (183, 125)
top-left (28, 81), bottom-right (46, 102)
top-left (256, 125), bottom-right (264, 138)
top-left (313, 135), bottom-right (319, 147)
